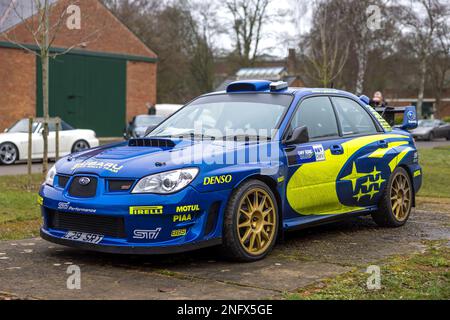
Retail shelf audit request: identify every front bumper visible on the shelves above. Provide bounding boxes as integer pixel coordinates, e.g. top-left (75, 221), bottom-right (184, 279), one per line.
top-left (40, 228), bottom-right (221, 254)
top-left (39, 181), bottom-right (230, 254)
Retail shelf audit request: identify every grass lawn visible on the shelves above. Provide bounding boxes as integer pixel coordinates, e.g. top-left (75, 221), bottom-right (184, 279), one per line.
top-left (0, 173), bottom-right (42, 240)
top-left (416, 146), bottom-right (450, 198)
top-left (284, 241), bottom-right (450, 300)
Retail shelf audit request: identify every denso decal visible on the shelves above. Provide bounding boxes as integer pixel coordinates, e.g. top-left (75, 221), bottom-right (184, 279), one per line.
top-left (171, 229), bottom-right (187, 237)
top-left (71, 161), bottom-right (123, 173)
top-left (176, 204), bottom-right (200, 213)
top-left (173, 214), bottom-right (192, 223)
top-left (133, 228), bottom-right (161, 240)
top-left (129, 206), bottom-right (163, 215)
top-left (203, 175), bottom-right (232, 185)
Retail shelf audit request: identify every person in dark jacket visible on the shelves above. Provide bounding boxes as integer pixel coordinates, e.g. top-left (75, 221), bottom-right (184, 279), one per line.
top-left (369, 91), bottom-right (387, 108)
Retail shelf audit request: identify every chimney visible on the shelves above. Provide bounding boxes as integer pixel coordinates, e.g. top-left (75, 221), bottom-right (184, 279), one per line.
top-left (287, 48), bottom-right (297, 75)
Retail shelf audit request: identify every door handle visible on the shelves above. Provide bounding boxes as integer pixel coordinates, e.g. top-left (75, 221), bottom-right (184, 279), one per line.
top-left (378, 140), bottom-right (388, 148)
top-left (330, 144), bottom-right (344, 155)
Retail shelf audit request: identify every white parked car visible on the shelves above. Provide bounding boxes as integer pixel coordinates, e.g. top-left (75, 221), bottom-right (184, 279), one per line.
top-left (0, 119), bottom-right (99, 165)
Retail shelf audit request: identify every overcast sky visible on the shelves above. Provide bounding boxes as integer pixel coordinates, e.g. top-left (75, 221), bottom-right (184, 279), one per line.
top-left (217, 0), bottom-right (313, 59)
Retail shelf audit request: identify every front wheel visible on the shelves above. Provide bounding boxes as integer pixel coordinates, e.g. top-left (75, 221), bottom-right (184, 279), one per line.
top-left (222, 180), bottom-right (279, 262)
top-left (372, 167), bottom-right (413, 227)
top-left (71, 140), bottom-right (90, 153)
top-left (0, 142), bottom-right (18, 165)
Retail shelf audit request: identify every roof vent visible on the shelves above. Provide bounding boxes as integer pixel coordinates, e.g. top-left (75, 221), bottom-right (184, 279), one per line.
top-left (270, 81), bottom-right (288, 91)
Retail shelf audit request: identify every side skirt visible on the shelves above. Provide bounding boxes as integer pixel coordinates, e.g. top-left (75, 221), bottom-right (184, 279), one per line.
top-left (283, 206), bottom-right (378, 232)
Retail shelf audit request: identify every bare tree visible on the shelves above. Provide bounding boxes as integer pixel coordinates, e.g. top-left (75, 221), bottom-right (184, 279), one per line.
top-left (1, 0), bottom-right (101, 175)
top-left (430, 8), bottom-right (450, 117)
top-left (225, 0), bottom-right (271, 67)
top-left (299, 0), bottom-right (350, 88)
top-left (398, 0), bottom-right (445, 118)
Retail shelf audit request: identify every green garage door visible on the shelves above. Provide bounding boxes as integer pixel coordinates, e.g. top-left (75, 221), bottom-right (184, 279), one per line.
top-left (37, 54), bottom-right (126, 137)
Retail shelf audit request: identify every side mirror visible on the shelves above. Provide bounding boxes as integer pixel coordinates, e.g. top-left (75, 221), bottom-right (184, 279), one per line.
top-left (284, 126), bottom-right (309, 145)
top-left (38, 128), bottom-right (44, 134)
top-left (400, 106), bottom-right (418, 130)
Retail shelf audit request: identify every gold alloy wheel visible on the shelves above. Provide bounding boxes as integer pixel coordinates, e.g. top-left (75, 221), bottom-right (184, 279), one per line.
top-left (390, 172), bottom-right (412, 222)
top-left (237, 188), bottom-right (277, 256)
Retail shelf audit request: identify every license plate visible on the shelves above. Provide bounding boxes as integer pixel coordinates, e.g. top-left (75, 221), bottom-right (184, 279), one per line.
top-left (63, 231), bottom-right (104, 244)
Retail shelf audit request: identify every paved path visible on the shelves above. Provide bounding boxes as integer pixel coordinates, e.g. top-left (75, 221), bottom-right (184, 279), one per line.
top-left (1, 205), bottom-right (448, 300)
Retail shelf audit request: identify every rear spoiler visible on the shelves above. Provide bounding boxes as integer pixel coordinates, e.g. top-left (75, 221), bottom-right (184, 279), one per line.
top-left (373, 106), bottom-right (407, 127)
top-left (359, 95), bottom-right (418, 130)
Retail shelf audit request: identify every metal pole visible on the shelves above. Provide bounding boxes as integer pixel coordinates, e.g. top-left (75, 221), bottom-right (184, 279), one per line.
top-left (55, 118), bottom-right (60, 161)
top-left (27, 117), bottom-right (33, 190)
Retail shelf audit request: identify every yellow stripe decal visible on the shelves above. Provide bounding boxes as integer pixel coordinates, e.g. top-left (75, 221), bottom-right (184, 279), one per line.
top-left (368, 141), bottom-right (409, 158)
top-left (388, 147), bottom-right (414, 172)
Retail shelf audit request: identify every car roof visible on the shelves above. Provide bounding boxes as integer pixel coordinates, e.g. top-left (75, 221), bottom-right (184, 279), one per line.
top-left (203, 80), bottom-right (359, 101)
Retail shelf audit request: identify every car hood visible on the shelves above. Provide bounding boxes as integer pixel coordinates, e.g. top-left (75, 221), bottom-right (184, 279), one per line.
top-left (410, 127), bottom-right (432, 135)
top-left (54, 138), bottom-right (275, 178)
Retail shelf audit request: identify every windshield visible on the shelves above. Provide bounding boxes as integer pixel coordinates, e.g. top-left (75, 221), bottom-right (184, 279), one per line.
top-left (149, 94), bottom-right (292, 140)
top-left (135, 116), bottom-right (164, 127)
top-left (8, 119), bottom-right (39, 133)
top-left (418, 120), bottom-right (437, 128)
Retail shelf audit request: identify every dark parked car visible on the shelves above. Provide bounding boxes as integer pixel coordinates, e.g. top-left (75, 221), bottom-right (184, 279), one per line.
top-left (410, 119), bottom-right (450, 141)
top-left (123, 115), bottom-right (165, 140)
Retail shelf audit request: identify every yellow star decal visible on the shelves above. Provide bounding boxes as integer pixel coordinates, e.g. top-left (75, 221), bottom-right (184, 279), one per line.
top-left (340, 162), bottom-right (368, 191)
top-left (374, 176), bottom-right (385, 189)
top-left (353, 189), bottom-right (366, 201)
top-left (361, 177), bottom-right (372, 190)
top-left (369, 166), bottom-right (381, 179)
top-left (367, 186), bottom-right (379, 200)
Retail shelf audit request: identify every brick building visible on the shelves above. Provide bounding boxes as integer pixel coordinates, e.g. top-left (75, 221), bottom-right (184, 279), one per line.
top-left (0, 0), bottom-right (157, 136)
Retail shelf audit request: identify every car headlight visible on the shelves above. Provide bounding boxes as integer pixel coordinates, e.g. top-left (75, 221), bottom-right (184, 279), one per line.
top-left (45, 166), bottom-right (57, 186)
top-left (132, 168), bottom-right (199, 194)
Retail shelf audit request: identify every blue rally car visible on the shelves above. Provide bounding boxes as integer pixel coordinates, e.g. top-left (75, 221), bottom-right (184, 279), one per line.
top-left (39, 80), bottom-right (422, 261)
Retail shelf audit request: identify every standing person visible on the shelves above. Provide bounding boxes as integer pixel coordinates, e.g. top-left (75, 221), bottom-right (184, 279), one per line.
top-left (369, 91), bottom-right (387, 108)
top-left (147, 103), bottom-right (156, 115)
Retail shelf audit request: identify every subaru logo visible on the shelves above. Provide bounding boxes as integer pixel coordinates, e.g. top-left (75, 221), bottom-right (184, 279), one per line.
top-left (78, 177), bottom-right (91, 186)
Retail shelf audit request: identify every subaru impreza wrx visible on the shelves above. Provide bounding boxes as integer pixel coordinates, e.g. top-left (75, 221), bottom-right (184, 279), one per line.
top-left (39, 80), bottom-right (421, 261)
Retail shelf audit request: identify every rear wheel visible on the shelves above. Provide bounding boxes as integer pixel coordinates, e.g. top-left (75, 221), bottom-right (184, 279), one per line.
top-left (372, 167), bottom-right (413, 227)
top-left (222, 180), bottom-right (279, 262)
top-left (0, 142), bottom-right (18, 165)
top-left (71, 140), bottom-right (90, 153)
top-left (428, 132), bottom-right (434, 141)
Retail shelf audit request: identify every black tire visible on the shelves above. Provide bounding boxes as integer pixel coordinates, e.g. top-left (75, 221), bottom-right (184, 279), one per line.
top-left (222, 179), bottom-right (279, 262)
top-left (371, 167), bottom-right (413, 228)
top-left (0, 142), bottom-right (19, 165)
top-left (71, 140), bottom-right (90, 153)
top-left (428, 132), bottom-right (434, 141)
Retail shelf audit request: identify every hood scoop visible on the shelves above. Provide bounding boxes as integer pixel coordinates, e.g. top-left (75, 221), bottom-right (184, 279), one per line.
top-left (128, 138), bottom-right (176, 148)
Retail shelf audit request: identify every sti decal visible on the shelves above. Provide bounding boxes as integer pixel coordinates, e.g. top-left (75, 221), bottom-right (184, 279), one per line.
top-left (133, 228), bottom-right (161, 240)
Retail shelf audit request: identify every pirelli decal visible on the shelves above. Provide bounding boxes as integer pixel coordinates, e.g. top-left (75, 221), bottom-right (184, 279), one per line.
top-left (129, 206), bottom-right (163, 215)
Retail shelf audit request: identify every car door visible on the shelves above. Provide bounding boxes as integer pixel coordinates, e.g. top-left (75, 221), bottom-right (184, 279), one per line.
top-left (284, 96), bottom-right (349, 215)
top-left (331, 96), bottom-right (396, 209)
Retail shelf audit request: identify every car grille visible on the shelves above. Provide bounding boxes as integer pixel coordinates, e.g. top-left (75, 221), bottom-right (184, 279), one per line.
top-left (108, 179), bottom-right (135, 192)
top-left (68, 176), bottom-right (98, 197)
top-left (47, 210), bottom-right (126, 238)
top-left (57, 175), bottom-right (70, 188)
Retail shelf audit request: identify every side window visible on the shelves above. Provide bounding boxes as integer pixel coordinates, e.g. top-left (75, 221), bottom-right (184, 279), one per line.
top-left (332, 97), bottom-right (377, 135)
top-left (290, 96), bottom-right (339, 140)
